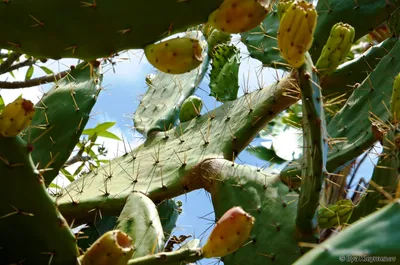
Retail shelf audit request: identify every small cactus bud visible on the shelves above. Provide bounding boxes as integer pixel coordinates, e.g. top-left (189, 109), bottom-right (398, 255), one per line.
top-left (179, 95), bottom-right (203, 123)
top-left (0, 97), bottom-right (35, 137)
top-left (208, 0), bottom-right (273, 34)
top-left (144, 37), bottom-right (203, 74)
top-left (202, 206), bottom-right (255, 258)
top-left (318, 199), bottom-right (354, 229)
top-left (277, 0), bottom-right (318, 69)
top-left (315, 23), bottom-right (355, 75)
top-left (80, 230), bottom-right (134, 265)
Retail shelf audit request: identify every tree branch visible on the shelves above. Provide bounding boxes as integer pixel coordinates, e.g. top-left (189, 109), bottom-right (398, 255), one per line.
top-left (0, 70), bottom-right (69, 89)
top-left (0, 52), bottom-right (21, 73)
top-left (0, 58), bottom-right (35, 75)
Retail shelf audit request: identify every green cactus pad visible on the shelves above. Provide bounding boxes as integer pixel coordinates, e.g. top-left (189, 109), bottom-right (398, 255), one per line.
top-left (57, 73), bottom-right (299, 226)
top-left (134, 50), bottom-right (209, 136)
top-left (157, 199), bottom-right (181, 238)
top-left (23, 62), bottom-right (102, 186)
top-left (205, 159), bottom-right (301, 265)
top-left (0, 137), bottom-right (79, 264)
top-left (0, 0), bottom-right (223, 60)
top-left (209, 44), bottom-right (240, 102)
top-left (116, 191), bottom-right (165, 258)
top-left (294, 200), bottom-right (400, 264)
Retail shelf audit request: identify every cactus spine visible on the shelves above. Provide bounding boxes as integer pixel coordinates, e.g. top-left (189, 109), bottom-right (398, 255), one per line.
top-left (277, 0), bottom-right (317, 68)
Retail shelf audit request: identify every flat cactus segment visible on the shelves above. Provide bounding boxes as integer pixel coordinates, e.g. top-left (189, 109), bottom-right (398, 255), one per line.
top-left (116, 191), bottom-right (165, 259)
top-left (391, 73), bottom-right (400, 123)
top-left (77, 216), bottom-right (119, 251)
top-left (57, 73), bottom-right (299, 226)
top-left (157, 199), bottom-right (181, 238)
top-left (205, 159), bottom-right (301, 265)
top-left (293, 200), bottom-right (400, 264)
top-left (0, 136), bottom-right (79, 264)
top-left (134, 51), bottom-right (209, 136)
top-left (0, 0), bottom-right (223, 60)
top-left (312, 0), bottom-right (400, 61)
top-left (23, 62), bottom-right (102, 186)
top-left (349, 128), bottom-right (399, 223)
top-left (209, 44), bottom-right (240, 102)
top-left (296, 53), bottom-right (328, 242)
top-left (326, 40), bottom-right (400, 173)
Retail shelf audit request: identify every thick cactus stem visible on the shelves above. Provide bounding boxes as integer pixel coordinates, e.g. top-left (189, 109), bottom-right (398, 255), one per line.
top-left (315, 23), bottom-right (355, 75)
top-left (0, 98), bottom-right (35, 137)
top-left (80, 230), bottom-right (134, 265)
top-left (202, 206), bottom-right (255, 258)
top-left (208, 0), bottom-right (272, 33)
top-left (277, 0), bottom-right (317, 69)
top-left (144, 37), bottom-right (204, 74)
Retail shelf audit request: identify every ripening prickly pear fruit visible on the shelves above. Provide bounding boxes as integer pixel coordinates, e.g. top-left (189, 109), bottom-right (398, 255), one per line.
top-left (0, 97), bottom-right (35, 137)
top-left (202, 206), bottom-right (255, 258)
top-left (277, 0), bottom-right (294, 20)
top-left (390, 73), bottom-right (400, 123)
top-left (277, 0), bottom-right (318, 69)
top-left (318, 199), bottom-right (354, 229)
top-left (208, 0), bottom-right (273, 34)
top-left (144, 37), bottom-right (203, 74)
top-left (80, 230), bottom-right (134, 265)
top-left (179, 95), bottom-right (203, 123)
top-left (315, 23), bottom-right (355, 75)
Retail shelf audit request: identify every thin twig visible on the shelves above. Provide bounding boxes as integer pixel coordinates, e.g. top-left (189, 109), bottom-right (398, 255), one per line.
top-left (0, 52), bottom-right (21, 73)
top-left (0, 70), bottom-right (69, 89)
top-left (0, 59), bottom-right (35, 75)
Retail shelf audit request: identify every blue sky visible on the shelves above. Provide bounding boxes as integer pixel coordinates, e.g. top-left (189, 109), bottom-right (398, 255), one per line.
top-left (0, 33), bottom-right (380, 264)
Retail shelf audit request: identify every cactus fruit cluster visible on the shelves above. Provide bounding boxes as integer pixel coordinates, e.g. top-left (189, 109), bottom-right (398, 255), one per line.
top-left (1, 0), bottom-right (400, 264)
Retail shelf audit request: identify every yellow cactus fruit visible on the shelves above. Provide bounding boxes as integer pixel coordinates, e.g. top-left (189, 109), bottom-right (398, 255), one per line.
top-left (315, 23), bottom-right (355, 75)
top-left (80, 230), bottom-right (134, 265)
top-left (202, 206), bottom-right (255, 258)
top-left (277, 0), bottom-right (318, 68)
top-left (208, 0), bottom-right (274, 34)
top-left (144, 37), bottom-right (203, 74)
top-left (0, 97), bottom-right (35, 137)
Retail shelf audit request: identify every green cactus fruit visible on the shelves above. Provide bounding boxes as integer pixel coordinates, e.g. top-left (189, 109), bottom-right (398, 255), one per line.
top-left (315, 23), bottom-right (355, 75)
top-left (277, 0), bottom-right (318, 68)
top-left (202, 206), bottom-right (255, 258)
top-left (208, 0), bottom-right (272, 33)
top-left (80, 230), bottom-right (134, 265)
top-left (391, 73), bottom-right (400, 123)
top-left (144, 37), bottom-right (204, 74)
top-left (205, 27), bottom-right (232, 54)
top-left (179, 95), bottom-right (203, 122)
top-left (0, 98), bottom-right (35, 137)
top-left (318, 199), bottom-right (354, 229)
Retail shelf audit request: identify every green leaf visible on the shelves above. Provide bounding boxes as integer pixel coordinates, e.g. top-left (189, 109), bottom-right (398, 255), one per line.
top-left (97, 131), bottom-right (121, 140)
top-left (246, 145), bottom-right (287, 164)
top-left (49, 182), bottom-right (62, 189)
top-left (25, 65), bottom-right (34, 81)
top-left (60, 168), bottom-right (75, 182)
top-left (40, 66), bottom-right (53, 75)
top-left (94, 122), bottom-right (116, 132)
top-left (0, 95), bottom-right (4, 113)
top-left (73, 162), bottom-right (86, 176)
